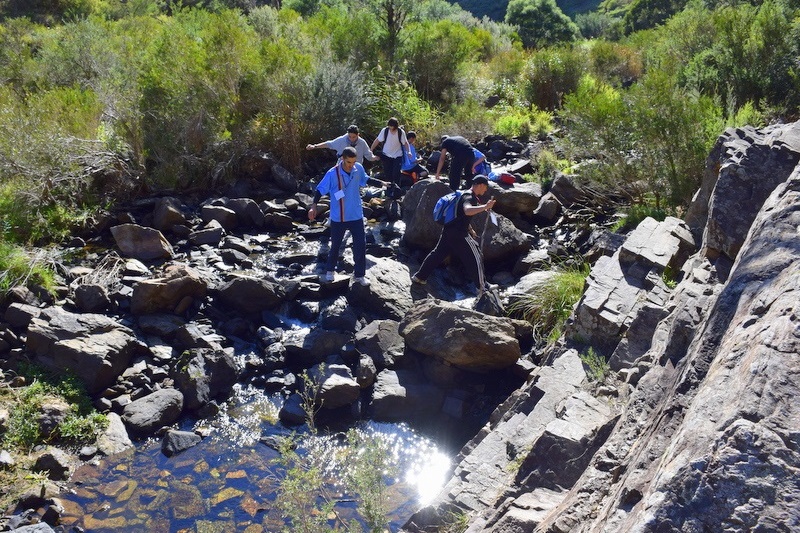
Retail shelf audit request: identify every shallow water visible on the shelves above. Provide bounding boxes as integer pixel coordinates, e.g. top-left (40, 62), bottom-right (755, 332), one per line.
top-left (59, 385), bottom-right (457, 532)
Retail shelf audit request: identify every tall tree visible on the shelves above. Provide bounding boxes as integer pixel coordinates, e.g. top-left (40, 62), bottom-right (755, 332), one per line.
top-left (364, 0), bottom-right (414, 70)
top-left (505, 0), bottom-right (579, 49)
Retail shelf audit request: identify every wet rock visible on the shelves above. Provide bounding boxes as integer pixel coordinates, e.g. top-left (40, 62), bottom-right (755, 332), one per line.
top-left (110, 223), bottom-right (174, 261)
top-left (121, 388), bottom-right (184, 438)
top-left (283, 328), bottom-right (352, 368)
top-left (319, 296), bottom-right (359, 331)
top-left (225, 197), bottom-right (266, 229)
top-left (161, 429), bottom-right (202, 457)
top-left (279, 393), bottom-right (307, 425)
top-left (356, 353), bottom-right (377, 388)
top-left (215, 275), bottom-right (298, 315)
top-left (307, 363), bottom-right (361, 410)
top-left (369, 369), bottom-right (444, 422)
top-left (171, 347), bottom-right (238, 411)
top-left (354, 319), bottom-right (403, 370)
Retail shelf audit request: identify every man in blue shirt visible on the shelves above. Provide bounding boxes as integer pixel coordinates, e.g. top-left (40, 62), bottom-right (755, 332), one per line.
top-left (308, 147), bottom-right (371, 286)
top-left (306, 124), bottom-right (378, 165)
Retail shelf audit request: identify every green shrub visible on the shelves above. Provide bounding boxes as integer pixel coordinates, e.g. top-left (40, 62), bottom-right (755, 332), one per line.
top-left (521, 46), bottom-right (587, 111)
top-left (508, 264), bottom-right (589, 344)
top-left (611, 202), bottom-right (669, 233)
top-left (579, 347), bottom-right (610, 382)
top-left (1, 363), bottom-right (108, 452)
top-left (492, 106), bottom-right (553, 140)
top-left (505, 0), bottom-right (580, 49)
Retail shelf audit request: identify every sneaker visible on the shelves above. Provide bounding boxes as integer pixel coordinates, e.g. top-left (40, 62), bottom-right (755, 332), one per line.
top-left (322, 271), bottom-right (335, 282)
top-left (353, 276), bottom-right (370, 287)
top-left (411, 275), bottom-right (427, 285)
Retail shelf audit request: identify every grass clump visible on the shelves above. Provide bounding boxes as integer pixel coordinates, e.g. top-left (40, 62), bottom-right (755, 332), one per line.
top-left (508, 264), bottom-right (589, 345)
top-left (0, 241), bottom-right (57, 299)
top-left (1, 363), bottom-right (108, 452)
top-left (579, 347), bottom-right (610, 383)
top-left (611, 203), bottom-right (669, 233)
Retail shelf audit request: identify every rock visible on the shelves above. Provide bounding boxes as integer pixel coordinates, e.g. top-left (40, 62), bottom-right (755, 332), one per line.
top-left (278, 393), bottom-right (307, 425)
top-left (189, 219), bottom-right (225, 245)
top-left (399, 299), bottom-right (521, 372)
top-left (171, 347), bottom-right (238, 411)
top-left (346, 256), bottom-right (413, 320)
top-left (4, 302), bottom-right (41, 329)
top-left (283, 328), bottom-right (352, 368)
top-left (96, 413), bottom-right (134, 456)
top-left (131, 264), bottom-right (207, 315)
top-left (319, 296), bottom-right (359, 331)
top-left (121, 388), bottom-right (184, 438)
top-left (306, 363), bottom-right (361, 410)
top-left (369, 369), bottom-right (444, 422)
top-left (37, 397), bottom-right (71, 439)
top-left (73, 283), bottom-right (111, 313)
top-left (201, 204), bottom-right (238, 230)
top-left (161, 429), bottom-right (202, 457)
top-left (215, 275), bottom-right (298, 315)
top-left (225, 197), bottom-right (266, 229)
top-left (26, 307), bottom-right (145, 394)
top-left (354, 319), bottom-right (404, 370)
top-left (111, 223), bottom-right (174, 261)
top-left (34, 447), bottom-right (73, 480)
top-left (152, 196), bottom-right (187, 232)
top-left (487, 181), bottom-right (542, 217)
top-left (532, 191), bottom-right (562, 226)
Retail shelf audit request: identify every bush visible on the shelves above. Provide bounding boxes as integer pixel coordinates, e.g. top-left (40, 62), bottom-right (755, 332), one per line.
top-left (521, 45), bottom-right (587, 111)
top-left (0, 241), bottom-right (56, 298)
top-left (505, 0), bottom-right (580, 49)
top-left (508, 264), bottom-right (589, 344)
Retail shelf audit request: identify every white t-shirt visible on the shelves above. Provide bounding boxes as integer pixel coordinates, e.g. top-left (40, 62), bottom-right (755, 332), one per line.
top-left (378, 127), bottom-right (408, 158)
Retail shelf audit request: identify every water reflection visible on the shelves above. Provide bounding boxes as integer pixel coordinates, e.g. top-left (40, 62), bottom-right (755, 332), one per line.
top-left (59, 384), bottom-right (453, 532)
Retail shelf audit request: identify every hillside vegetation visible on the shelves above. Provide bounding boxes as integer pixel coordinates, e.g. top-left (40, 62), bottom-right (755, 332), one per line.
top-left (0, 0), bottom-right (797, 293)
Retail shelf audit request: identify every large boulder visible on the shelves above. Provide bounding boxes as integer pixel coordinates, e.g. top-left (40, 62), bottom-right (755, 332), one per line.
top-left (26, 307), bottom-right (145, 394)
top-left (121, 388), bottom-right (184, 438)
top-left (111, 223), bottom-right (174, 262)
top-left (685, 122), bottom-right (800, 267)
top-left (399, 299), bottom-right (521, 372)
top-left (171, 347), bottom-right (239, 411)
top-left (215, 275), bottom-right (299, 315)
top-left (369, 369), bottom-right (444, 422)
top-left (131, 264), bottom-right (207, 315)
top-left (346, 257), bottom-right (414, 320)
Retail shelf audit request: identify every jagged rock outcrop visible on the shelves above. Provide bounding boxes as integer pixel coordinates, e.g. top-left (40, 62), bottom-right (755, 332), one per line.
top-left (403, 122), bottom-right (800, 533)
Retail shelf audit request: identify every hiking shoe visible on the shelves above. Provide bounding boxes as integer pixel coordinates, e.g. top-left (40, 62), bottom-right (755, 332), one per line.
top-left (411, 275), bottom-right (427, 285)
top-left (322, 271), bottom-right (335, 282)
top-left (353, 276), bottom-right (370, 287)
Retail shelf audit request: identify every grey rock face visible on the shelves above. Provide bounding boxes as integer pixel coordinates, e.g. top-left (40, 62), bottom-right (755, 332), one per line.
top-left (111, 223), bottom-right (174, 261)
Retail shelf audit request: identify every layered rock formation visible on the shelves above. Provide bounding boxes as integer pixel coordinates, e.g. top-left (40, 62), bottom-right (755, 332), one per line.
top-left (404, 122), bottom-right (800, 532)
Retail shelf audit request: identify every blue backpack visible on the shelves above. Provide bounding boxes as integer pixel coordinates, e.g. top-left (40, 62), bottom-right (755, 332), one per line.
top-left (432, 190), bottom-right (463, 225)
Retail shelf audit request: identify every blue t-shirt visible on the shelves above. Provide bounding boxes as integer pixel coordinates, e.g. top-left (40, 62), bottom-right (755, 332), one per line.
top-left (402, 144), bottom-right (419, 171)
top-left (316, 161), bottom-right (369, 222)
top-left (472, 148), bottom-right (490, 175)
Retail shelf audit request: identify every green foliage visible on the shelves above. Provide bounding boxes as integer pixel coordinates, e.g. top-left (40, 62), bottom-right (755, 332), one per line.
top-left (521, 46), bottom-right (587, 110)
top-left (588, 40), bottom-right (643, 87)
top-left (1, 363), bottom-right (108, 452)
top-left (0, 242), bottom-right (55, 297)
top-left (579, 347), bottom-right (610, 382)
top-left (535, 148), bottom-right (569, 181)
top-left (507, 264), bottom-right (589, 344)
top-left (492, 105), bottom-right (553, 139)
top-left (561, 71), bottom-right (721, 208)
top-left (622, 0), bottom-right (688, 34)
top-left (400, 19), bottom-right (484, 103)
top-left (575, 11), bottom-right (619, 39)
top-left (368, 76), bottom-right (441, 142)
top-left (272, 428), bottom-right (397, 532)
top-left (505, 0), bottom-right (580, 49)
top-left (611, 202), bottom-right (669, 232)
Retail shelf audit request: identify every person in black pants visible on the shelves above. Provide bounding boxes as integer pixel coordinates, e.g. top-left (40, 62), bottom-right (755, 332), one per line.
top-left (435, 135), bottom-right (476, 191)
top-left (411, 175), bottom-right (496, 289)
top-left (370, 117), bottom-right (412, 199)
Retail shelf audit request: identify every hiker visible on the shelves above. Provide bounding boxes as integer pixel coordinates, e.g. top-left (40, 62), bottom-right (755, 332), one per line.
top-left (307, 146), bottom-right (372, 286)
top-left (400, 131), bottom-right (428, 184)
top-left (411, 175), bottom-right (496, 290)
top-left (306, 124), bottom-right (378, 165)
top-left (370, 117), bottom-right (412, 198)
top-left (471, 147), bottom-right (491, 177)
top-left (435, 134), bottom-right (475, 191)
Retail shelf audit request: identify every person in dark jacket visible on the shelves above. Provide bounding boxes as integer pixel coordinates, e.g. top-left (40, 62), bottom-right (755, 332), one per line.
top-left (435, 134), bottom-right (475, 191)
top-left (411, 175), bottom-right (496, 290)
